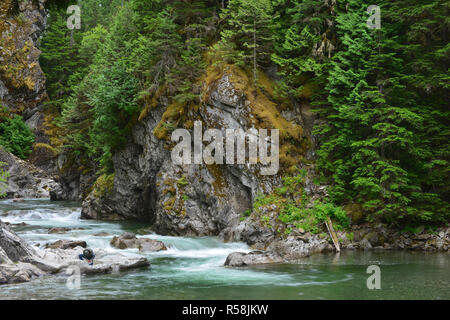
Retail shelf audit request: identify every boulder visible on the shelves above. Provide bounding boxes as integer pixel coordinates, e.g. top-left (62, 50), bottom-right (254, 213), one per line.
top-left (110, 233), bottom-right (137, 249)
top-left (110, 233), bottom-right (167, 252)
top-left (224, 251), bottom-right (283, 267)
top-left (0, 220), bottom-right (36, 263)
top-left (363, 232), bottom-right (380, 246)
top-left (360, 238), bottom-right (373, 250)
top-left (138, 239), bottom-right (167, 252)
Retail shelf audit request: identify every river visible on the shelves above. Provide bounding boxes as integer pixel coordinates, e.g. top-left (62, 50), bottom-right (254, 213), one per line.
top-left (0, 199), bottom-right (448, 300)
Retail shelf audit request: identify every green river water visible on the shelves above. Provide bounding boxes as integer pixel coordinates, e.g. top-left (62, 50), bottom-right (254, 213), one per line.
top-left (0, 199), bottom-right (448, 300)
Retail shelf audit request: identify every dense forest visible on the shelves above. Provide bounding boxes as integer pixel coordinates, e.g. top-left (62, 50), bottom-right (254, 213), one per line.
top-left (3, 0), bottom-right (448, 229)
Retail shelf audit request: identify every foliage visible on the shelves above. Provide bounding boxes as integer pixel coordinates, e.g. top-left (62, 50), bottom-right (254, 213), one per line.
top-left (177, 176), bottom-right (188, 187)
top-left (313, 0), bottom-right (449, 225)
top-left (253, 169), bottom-right (349, 233)
top-left (216, 0), bottom-right (274, 82)
top-left (0, 115), bottom-right (35, 159)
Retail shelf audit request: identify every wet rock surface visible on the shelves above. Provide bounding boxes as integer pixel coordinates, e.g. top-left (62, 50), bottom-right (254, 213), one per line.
top-left (47, 227), bottom-right (71, 234)
top-left (224, 251), bottom-right (283, 266)
top-left (110, 233), bottom-right (167, 252)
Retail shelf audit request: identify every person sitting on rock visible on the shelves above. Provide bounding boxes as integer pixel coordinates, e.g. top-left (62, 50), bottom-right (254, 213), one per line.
top-left (79, 248), bottom-right (95, 266)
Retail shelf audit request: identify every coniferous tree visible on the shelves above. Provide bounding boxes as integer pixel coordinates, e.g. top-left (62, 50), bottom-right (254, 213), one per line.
top-left (218, 0), bottom-right (274, 84)
top-left (271, 0), bottom-right (336, 99)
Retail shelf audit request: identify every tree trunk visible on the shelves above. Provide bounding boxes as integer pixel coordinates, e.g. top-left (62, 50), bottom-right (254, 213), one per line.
top-left (325, 217), bottom-right (340, 252)
top-left (253, 19), bottom-right (257, 88)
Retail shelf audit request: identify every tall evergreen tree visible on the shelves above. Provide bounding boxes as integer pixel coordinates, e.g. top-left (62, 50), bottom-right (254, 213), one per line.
top-left (218, 0), bottom-right (274, 84)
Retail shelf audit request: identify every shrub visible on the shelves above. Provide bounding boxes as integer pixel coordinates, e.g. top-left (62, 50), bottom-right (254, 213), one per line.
top-left (310, 201), bottom-right (350, 229)
top-left (0, 161), bottom-right (10, 198)
top-left (0, 115), bottom-right (35, 159)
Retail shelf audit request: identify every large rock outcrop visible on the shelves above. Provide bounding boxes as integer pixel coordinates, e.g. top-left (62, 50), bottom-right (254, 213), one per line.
top-left (81, 67), bottom-right (309, 241)
top-left (0, 220), bottom-right (150, 284)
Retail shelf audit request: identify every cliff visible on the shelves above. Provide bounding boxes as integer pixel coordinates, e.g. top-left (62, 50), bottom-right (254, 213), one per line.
top-left (0, 0), bottom-right (57, 171)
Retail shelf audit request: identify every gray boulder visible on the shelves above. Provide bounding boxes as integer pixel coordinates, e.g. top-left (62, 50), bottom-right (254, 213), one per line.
top-left (224, 251), bottom-right (283, 266)
top-left (110, 233), bottom-right (167, 252)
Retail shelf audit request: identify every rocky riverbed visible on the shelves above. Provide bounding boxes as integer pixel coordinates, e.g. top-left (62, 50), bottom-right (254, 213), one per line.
top-left (0, 219), bottom-right (149, 284)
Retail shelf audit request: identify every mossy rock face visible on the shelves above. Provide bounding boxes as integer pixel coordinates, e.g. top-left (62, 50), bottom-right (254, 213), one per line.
top-left (0, 0), bottom-right (47, 114)
top-left (344, 203), bottom-right (364, 224)
top-left (151, 62), bottom-right (309, 175)
top-left (363, 232), bottom-right (380, 246)
top-left (92, 174), bottom-right (115, 198)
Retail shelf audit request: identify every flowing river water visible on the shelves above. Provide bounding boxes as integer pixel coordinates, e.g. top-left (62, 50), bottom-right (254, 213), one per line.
top-left (0, 199), bottom-right (449, 300)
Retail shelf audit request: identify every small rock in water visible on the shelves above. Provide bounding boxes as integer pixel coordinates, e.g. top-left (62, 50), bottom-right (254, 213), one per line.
top-left (12, 222), bottom-right (29, 227)
top-left (12, 198), bottom-right (24, 203)
top-left (94, 232), bottom-right (111, 237)
top-left (138, 239), bottom-right (167, 252)
top-left (48, 227), bottom-right (71, 234)
top-left (111, 233), bottom-right (167, 252)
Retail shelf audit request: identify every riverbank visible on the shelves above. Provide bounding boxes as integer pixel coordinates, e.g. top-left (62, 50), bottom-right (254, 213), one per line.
top-left (224, 212), bottom-right (449, 266)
